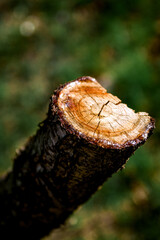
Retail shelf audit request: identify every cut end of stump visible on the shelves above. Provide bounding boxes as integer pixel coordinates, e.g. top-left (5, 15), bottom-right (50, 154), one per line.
top-left (53, 76), bottom-right (155, 149)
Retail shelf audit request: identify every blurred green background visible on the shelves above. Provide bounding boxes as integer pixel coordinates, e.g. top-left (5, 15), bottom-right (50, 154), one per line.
top-left (0, 0), bottom-right (160, 239)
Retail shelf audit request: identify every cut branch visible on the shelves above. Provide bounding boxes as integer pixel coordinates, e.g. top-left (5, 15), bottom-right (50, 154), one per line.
top-left (0, 76), bottom-right (155, 239)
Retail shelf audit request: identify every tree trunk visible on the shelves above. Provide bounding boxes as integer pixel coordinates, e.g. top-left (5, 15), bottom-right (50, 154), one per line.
top-left (0, 76), bottom-right (155, 239)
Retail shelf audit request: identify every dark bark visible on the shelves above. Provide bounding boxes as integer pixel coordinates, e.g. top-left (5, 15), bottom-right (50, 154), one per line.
top-left (0, 77), bottom-right (155, 239)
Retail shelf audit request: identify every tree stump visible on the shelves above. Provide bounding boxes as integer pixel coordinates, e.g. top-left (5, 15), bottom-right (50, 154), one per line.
top-left (0, 76), bottom-right (155, 239)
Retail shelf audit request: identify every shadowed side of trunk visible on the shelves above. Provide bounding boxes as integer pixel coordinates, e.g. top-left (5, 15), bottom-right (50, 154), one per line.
top-left (0, 76), bottom-right (155, 239)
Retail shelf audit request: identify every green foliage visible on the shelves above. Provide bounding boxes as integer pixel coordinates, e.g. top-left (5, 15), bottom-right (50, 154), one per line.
top-left (0, 0), bottom-right (159, 239)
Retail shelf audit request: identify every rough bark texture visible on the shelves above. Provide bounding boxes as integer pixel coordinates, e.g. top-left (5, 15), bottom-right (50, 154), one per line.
top-left (0, 76), bottom-right (155, 239)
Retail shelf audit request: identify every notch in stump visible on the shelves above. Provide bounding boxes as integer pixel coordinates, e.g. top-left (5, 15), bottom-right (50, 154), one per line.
top-left (0, 76), bottom-right (155, 239)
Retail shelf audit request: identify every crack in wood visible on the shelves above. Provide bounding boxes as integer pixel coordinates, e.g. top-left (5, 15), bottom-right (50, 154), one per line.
top-left (98, 100), bottom-right (110, 117)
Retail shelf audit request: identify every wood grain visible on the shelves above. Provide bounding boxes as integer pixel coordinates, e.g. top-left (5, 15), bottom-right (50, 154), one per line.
top-left (57, 76), bottom-right (153, 148)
